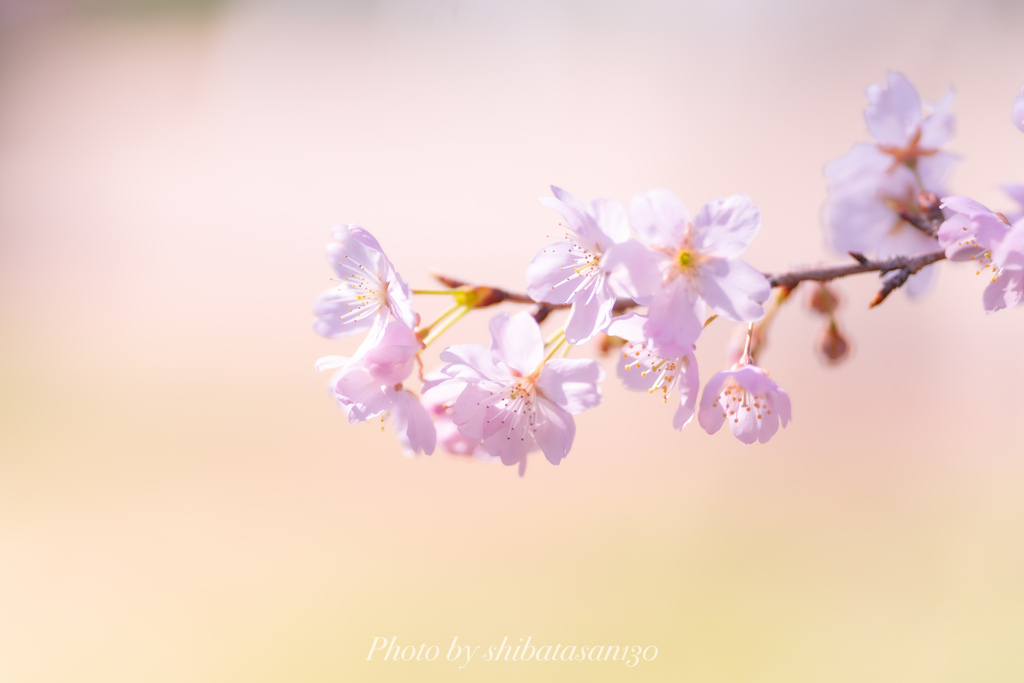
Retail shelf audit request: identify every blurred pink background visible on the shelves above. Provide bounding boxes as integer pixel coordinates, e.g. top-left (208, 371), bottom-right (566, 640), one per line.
top-left (2, 0), bottom-right (1024, 680)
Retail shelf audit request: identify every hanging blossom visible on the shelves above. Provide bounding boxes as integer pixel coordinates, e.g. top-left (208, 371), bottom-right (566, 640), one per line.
top-left (313, 224), bottom-right (417, 354)
top-left (316, 322), bottom-right (436, 455)
top-left (420, 376), bottom-right (495, 460)
top-left (938, 196), bottom-right (1024, 313)
top-left (428, 312), bottom-right (604, 476)
top-left (697, 364), bottom-right (792, 445)
top-left (526, 186), bottom-right (658, 344)
top-left (628, 189), bottom-right (771, 354)
top-left (823, 72), bottom-right (956, 297)
top-left (608, 313), bottom-right (699, 430)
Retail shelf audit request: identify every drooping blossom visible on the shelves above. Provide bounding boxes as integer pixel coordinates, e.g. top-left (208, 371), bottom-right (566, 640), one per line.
top-left (1013, 86), bottom-right (1024, 134)
top-left (316, 322), bottom-right (435, 455)
top-left (431, 312), bottom-right (604, 475)
top-left (628, 189), bottom-right (771, 354)
top-left (937, 196), bottom-right (1024, 313)
top-left (313, 224), bottom-right (417, 353)
top-left (420, 376), bottom-right (495, 460)
top-left (697, 364), bottom-right (791, 445)
top-left (824, 72), bottom-right (957, 297)
top-left (527, 186), bottom-right (659, 344)
top-left (608, 313), bottom-right (698, 430)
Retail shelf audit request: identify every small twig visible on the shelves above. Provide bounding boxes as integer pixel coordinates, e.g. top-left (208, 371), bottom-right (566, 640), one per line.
top-left (767, 250), bottom-right (946, 291)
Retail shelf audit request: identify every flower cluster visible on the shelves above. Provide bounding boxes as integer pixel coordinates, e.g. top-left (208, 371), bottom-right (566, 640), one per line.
top-left (313, 73), bottom-right (1024, 473)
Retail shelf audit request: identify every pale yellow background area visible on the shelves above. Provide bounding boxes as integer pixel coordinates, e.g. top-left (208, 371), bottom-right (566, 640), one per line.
top-left (2, 0), bottom-right (1024, 681)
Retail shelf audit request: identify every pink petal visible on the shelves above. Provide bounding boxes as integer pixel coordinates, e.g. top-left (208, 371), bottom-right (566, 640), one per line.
top-left (697, 371), bottom-right (730, 435)
top-left (526, 241), bottom-right (590, 305)
top-left (755, 407), bottom-right (780, 443)
top-left (601, 239), bottom-right (663, 301)
top-left (563, 291), bottom-right (616, 344)
top-left (533, 399), bottom-right (575, 466)
top-left (606, 312), bottom-right (647, 342)
top-left (644, 277), bottom-right (703, 356)
top-left (587, 197), bottom-right (630, 246)
top-left (697, 258), bottom-right (770, 322)
top-left (451, 383), bottom-right (492, 440)
top-left (489, 313), bottom-right (543, 375)
top-left (671, 353), bottom-right (699, 430)
top-left (333, 366), bottom-right (390, 423)
top-left (729, 402), bottom-right (759, 445)
top-left (390, 389), bottom-right (437, 455)
top-left (864, 71), bottom-right (923, 147)
top-left (919, 87), bottom-right (955, 148)
top-left (482, 424), bottom-right (533, 470)
top-left (824, 192), bottom-right (896, 255)
top-left (692, 195), bottom-right (761, 259)
top-left (629, 189), bottom-right (690, 251)
top-left (983, 272), bottom-right (1024, 314)
top-left (824, 143), bottom-right (891, 190)
top-left (312, 286), bottom-right (378, 339)
top-left (439, 344), bottom-right (506, 386)
top-left (537, 358), bottom-right (604, 414)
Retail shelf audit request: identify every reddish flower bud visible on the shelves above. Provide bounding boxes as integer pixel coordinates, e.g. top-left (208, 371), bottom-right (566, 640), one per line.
top-left (808, 283), bottom-right (840, 316)
top-left (818, 323), bottom-right (850, 364)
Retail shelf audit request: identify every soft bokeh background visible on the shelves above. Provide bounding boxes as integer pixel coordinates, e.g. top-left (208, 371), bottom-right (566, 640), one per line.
top-left (2, 0), bottom-right (1024, 680)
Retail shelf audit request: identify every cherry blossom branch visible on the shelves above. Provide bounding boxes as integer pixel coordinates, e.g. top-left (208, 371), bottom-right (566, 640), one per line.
top-left (431, 248), bottom-right (949, 319)
top-left (766, 249), bottom-right (947, 307)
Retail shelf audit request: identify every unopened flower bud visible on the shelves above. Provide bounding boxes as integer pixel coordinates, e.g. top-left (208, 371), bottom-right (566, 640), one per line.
top-left (808, 283), bottom-right (840, 316)
top-left (818, 322), bottom-right (849, 365)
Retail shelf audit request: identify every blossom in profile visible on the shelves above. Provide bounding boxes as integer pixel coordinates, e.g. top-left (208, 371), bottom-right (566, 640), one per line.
top-left (824, 72), bottom-right (956, 297)
top-left (313, 224), bottom-right (417, 352)
top-left (697, 364), bottom-right (791, 445)
top-left (608, 313), bottom-right (699, 430)
top-left (527, 186), bottom-right (658, 344)
top-left (628, 189), bottom-right (770, 354)
top-left (1013, 86), bottom-right (1024, 134)
top-left (937, 196), bottom-right (1024, 313)
top-left (433, 312), bottom-right (604, 475)
top-left (316, 322), bottom-right (435, 455)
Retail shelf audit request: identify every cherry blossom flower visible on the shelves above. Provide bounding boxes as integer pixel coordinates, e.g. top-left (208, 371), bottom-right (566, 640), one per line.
top-left (317, 322), bottom-right (435, 455)
top-left (313, 224), bottom-right (417, 353)
top-left (697, 364), bottom-right (791, 445)
top-left (608, 313), bottom-right (698, 430)
top-left (937, 196), bottom-right (1024, 313)
top-left (526, 186), bottom-right (658, 344)
top-left (420, 377), bottom-right (496, 459)
top-left (628, 189), bottom-right (771, 354)
top-left (824, 73), bottom-right (957, 297)
top-left (1013, 86), bottom-right (1024, 134)
top-left (432, 313), bottom-right (604, 475)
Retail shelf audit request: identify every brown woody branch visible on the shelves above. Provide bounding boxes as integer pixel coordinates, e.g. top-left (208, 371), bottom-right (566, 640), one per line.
top-left (431, 248), bottom-right (948, 318)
